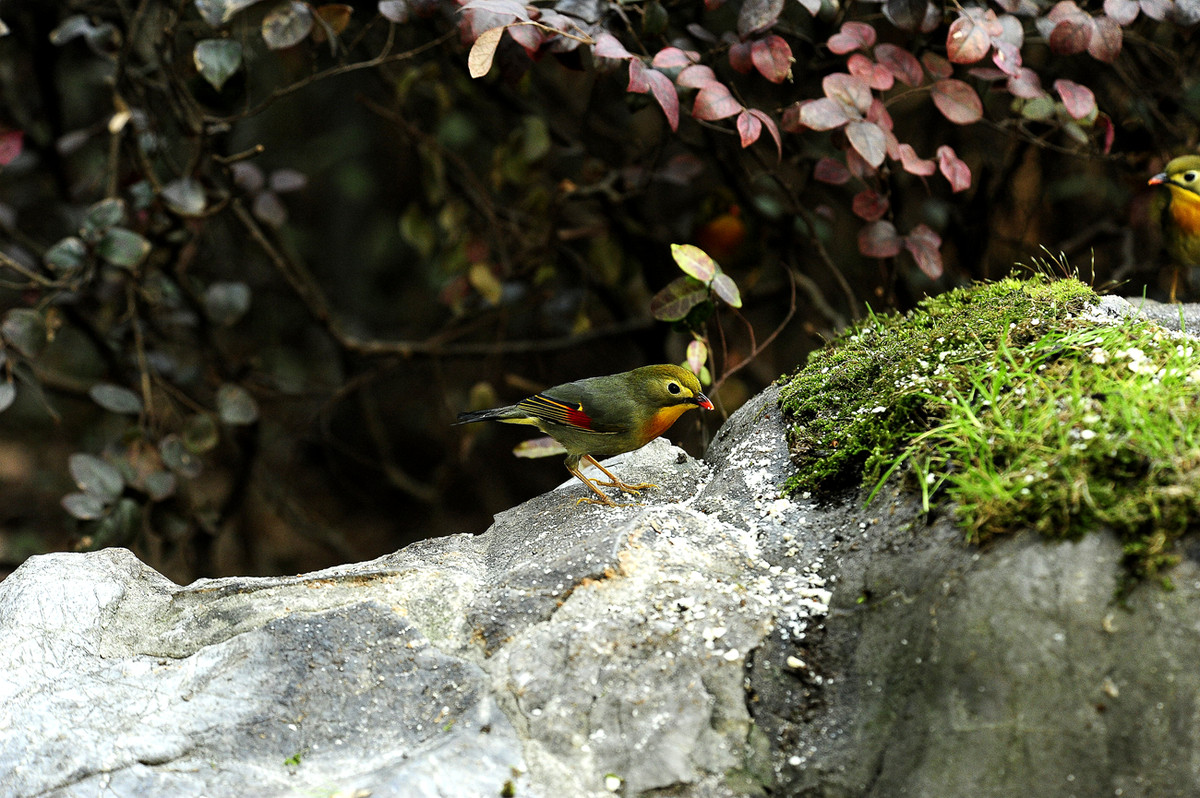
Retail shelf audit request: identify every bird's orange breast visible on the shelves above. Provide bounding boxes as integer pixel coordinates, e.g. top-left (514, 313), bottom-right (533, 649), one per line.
top-left (1167, 185), bottom-right (1200, 237)
top-left (637, 404), bottom-right (693, 446)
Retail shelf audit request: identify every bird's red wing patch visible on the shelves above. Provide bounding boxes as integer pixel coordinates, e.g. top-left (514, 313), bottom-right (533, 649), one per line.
top-left (518, 394), bottom-right (594, 430)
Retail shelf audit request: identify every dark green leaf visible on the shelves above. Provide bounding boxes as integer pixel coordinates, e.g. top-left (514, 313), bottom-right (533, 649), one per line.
top-left (63, 492), bottom-right (108, 520)
top-left (1, 309), bottom-right (47, 357)
top-left (712, 273), bottom-right (743, 308)
top-left (89, 383), bottom-right (144, 415)
top-left (44, 236), bottom-right (88, 273)
top-left (0, 381), bottom-right (14, 413)
top-left (97, 228), bottom-right (151, 269)
top-left (194, 39), bottom-right (243, 91)
top-left (217, 383), bottom-right (259, 425)
top-left (160, 434), bottom-right (204, 478)
top-left (144, 471), bottom-right (177, 501)
top-left (161, 177), bottom-right (208, 216)
top-left (184, 414), bottom-right (220, 453)
top-left (69, 453), bottom-right (125, 501)
top-left (651, 275), bottom-right (709, 322)
top-left (203, 282), bottom-right (252, 326)
top-left (83, 198), bottom-right (127, 237)
top-left (262, 1), bottom-right (313, 49)
top-left (91, 498), bottom-right (140, 547)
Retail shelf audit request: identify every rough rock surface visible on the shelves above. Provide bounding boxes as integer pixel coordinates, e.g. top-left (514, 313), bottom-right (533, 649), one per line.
top-left (3, 297), bottom-right (1199, 798)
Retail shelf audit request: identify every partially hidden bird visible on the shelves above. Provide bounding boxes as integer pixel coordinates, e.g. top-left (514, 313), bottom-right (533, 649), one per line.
top-left (457, 364), bottom-right (714, 506)
top-left (1149, 154), bottom-right (1200, 302)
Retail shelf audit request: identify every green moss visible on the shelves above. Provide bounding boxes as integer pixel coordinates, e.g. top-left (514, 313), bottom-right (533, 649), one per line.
top-left (779, 275), bottom-right (1200, 579)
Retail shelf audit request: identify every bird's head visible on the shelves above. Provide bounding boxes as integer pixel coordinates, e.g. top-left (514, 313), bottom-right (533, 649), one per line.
top-left (1149, 155), bottom-right (1200, 197)
top-left (633, 364), bottom-right (714, 411)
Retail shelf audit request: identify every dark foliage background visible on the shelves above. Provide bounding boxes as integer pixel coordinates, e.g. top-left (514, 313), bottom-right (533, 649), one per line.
top-left (0, 0), bottom-right (1197, 582)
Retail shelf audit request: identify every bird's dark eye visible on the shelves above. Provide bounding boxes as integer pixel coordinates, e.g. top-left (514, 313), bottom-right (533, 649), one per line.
top-left (1186, 171), bottom-right (1199, 183)
top-left (667, 382), bottom-right (681, 394)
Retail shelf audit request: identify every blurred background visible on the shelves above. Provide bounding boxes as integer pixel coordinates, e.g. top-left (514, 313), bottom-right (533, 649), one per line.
top-left (0, 0), bottom-right (1198, 582)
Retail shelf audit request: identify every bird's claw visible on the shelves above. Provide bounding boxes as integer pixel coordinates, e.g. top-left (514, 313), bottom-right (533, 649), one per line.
top-left (592, 479), bottom-right (657, 496)
top-left (575, 495), bottom-right (639, 508)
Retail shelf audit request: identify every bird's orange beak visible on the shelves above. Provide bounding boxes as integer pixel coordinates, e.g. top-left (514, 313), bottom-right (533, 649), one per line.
top-left (696, 393), bottom-right (714, 410)
top-left (1149, 172), bottom-right (1167, 186)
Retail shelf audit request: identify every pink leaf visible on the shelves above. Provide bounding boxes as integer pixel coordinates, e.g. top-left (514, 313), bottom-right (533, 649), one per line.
top-left (629, 60), bottom-right (680, 130)
top-left (506, 23), bottom-right (543, 55)
top-left (875, 44), bottom-right (924, 87)
top-left (653, 46), bottom-right (697, 69)
top-left (737, 109), bottom-right (762, 148)
top-left (628, 57), bottom-right (651, 92)
top-left (1007, 67), bottom-right (1044, 99)
top-left (0, 130), bottom-right (23, 167)
top-left (1054, 78), bottom-right (1096, 119)
top-left (991, 40), bottom-right (1022, 76)
top-left (738, 0), bottom-right (784, 37)
top-left (931, 79), bottom-right (984, 124)
top-left (823, 73), bottom-right (872, 115)
top-left (858, 220), bottom-right (902, 258)
top-left (1087, 15), bottom-right (1122, 62)
top-left (748, 108), bottom-right (782, 159)
top-left (897, 143), bottom-right (936, 176)
top-left (1049, 17), bottom-right (1093, 55)
top-left (780, 102), bottom-right (804, 132)
top-left (729, 40), bottom-right (754, 74)
top-left (798, 97), bottom-right (851, 130)
top-left (937, 145), bottom-right (972, 192)
top-left (852, 189), bottom-right (889, 221)
top-left (1103, 0), bottom-right (1140, 24)
top-left (751, 34), bottom-right (792, 83)
top-left (867, 99), bottom-right (894, 130)
top-left (814, 157), bottom-right (851, 185)
top-left (904, 224), bottom-right (943, 280)
top-left (846, 120), bottom-right (887, 167)
top-left (593, 31), bottom-right (633, 59)
top-left (827, 21), bottom-right (877, 54)
top-left (677, 64), bottom-right (718, 88)
top-left (693, 81), bottom-right (742, 121)
top-left (921, 52), bottom-right (953, 79)
top-left (947, 13), bottom-right (992, 64)
top-left (848, 54), bottom-right (894, 90)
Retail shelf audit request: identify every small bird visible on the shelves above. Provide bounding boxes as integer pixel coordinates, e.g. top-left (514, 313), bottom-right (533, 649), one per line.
top-left (457, 364), bottom-right (714, 506)
top-left (1149, 155), bottom-right (1200, 302)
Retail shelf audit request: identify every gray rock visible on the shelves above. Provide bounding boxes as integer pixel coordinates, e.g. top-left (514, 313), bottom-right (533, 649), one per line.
top-left (2, 382), bottom-right (1199, 797)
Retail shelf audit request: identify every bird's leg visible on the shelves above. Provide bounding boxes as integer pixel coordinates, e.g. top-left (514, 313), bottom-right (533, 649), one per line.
top-left (1171, 265), bottom-right (1180, 304)
top-left (584, 455), bottom-right (657, 495)
top-left (565, 462), bottom-right (635, 507)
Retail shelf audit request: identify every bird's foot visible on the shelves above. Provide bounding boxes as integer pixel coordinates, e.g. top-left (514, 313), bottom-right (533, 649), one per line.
top-left (592, 478), bottom-right (657, 496)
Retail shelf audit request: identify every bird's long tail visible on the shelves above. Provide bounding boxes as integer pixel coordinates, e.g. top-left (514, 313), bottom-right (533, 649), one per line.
top-left (456, 406), bottom-right (524, 425)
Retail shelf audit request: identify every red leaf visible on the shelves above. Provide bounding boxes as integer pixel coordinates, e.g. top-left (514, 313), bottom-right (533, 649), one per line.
top-left (875, 44), bottom-right (923, 87)
top-left (947, 13), bottom-right (992, 64)
top-left (897, 143), bottom-right (936, 176)
top-left (629, 60), bottom-right (680, 130)
top-left (846, 120), bottom-right (887, 168)
top-left (904, 224), bottom-right (943, 280)
top-left (693, 81), bottom-right (742, 121)
top-left (729, 40), bottom-right (754, 74)
top-left (1087, 15), bottom-right (1122, 62)
top-left (1049, 17), bottom-right (1092, 55)
top-left (1096, 113), bottom-right (1115, 154)
top-left (823, 73), bottom-right (872, 115)
top-left (1007, 67), bottom-right (1044, 99)
top-left (921, 52), bottom-right (953, 79)
top-left (751, 35), bottom-right (792, 83)
top-left (593, 31), bottom-right (633, 59)
top-left (677, 64), bottom-right (718, 88)
top-left (737, 109), bottom-right (762, 148)
top-left (827, 21), bottom-right (876, 54)
top-left (931, 79), bottom-right (984, 124)
top-left (652, 46), bottom-right (697, 68)
top-left (0, 130), bottom-right (23, 167)
top-left (628, 57), bottom-right (651, 92)
top-left (780, 102), bottom-right (804, 133)
top-left (798, 97), bottom-right (851, 130)
top-left (845, 147), bottom-right (876, 180)
top-left (848, 54), bottom-right (894, 90)
top-left (852, 189), bottom-right (889, 221)
top-left (858, 220), bottom-right (902, 258)
top-left (867, 99), bottom-right (894, 130)
top-left (747, 108), bottom-right (782, 159)
top-left (814, 157), bottom-right (851, 185)
top-left (937, 145), bottom-right (971, 192)
top-left (1053, 78), bottom-right (1096, 119)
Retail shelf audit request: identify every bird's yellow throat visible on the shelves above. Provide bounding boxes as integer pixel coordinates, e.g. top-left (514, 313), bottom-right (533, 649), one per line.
top-left (1167, 184), bottom-right (1200, 236)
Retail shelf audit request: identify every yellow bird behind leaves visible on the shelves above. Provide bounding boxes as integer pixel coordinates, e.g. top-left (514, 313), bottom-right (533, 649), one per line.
top-left (1149, 155), bottom-right (1200, 302)
top-left (457, 364), bottom-right (713, 507)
